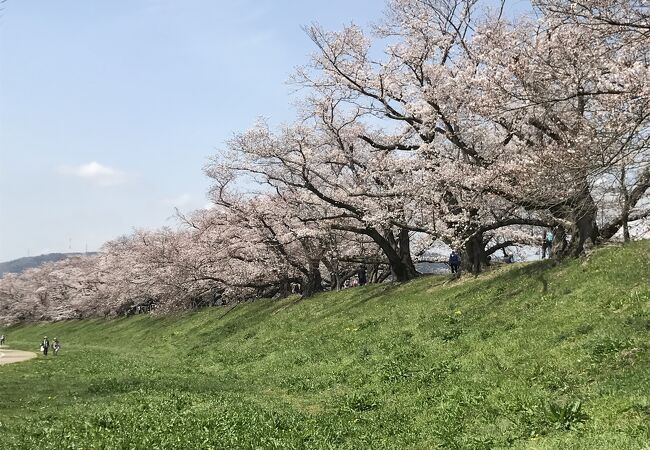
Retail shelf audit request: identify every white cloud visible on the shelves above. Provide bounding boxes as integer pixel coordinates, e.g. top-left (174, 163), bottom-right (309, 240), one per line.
top-left (58, 161), bottom-right (127, 187)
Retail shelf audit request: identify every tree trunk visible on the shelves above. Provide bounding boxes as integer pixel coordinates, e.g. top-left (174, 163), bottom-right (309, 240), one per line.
top-left (397, 228), bottom-right (419, 280)
top-left (278, 277), bottom-right (290, 298)
top-left (621, 166), bottom-right (631, 243)
top-left (301, 260), bottom-right (324, 297)
top-left (462, 233), bottom-right (489, 274)
top-left (366, 227), bottom-right (419, 282)
top-left (552, 184), bottom-right (598, 258)
top-left (387, 229), bottom-right (419, 281)
top-left (322, 259), bottom-right (342, 291)
top-left (389, 257), bottom-right (419, 282)
top-left (551, 226), bottom-right (568, 257)
top-left (368, 263), bottom-right (380, 283)
top-left (598, 165), bottom-right (650, 241)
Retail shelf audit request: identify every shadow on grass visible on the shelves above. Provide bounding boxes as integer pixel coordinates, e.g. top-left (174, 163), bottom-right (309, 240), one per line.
top-left (431, 260), bottom-right (561, 318)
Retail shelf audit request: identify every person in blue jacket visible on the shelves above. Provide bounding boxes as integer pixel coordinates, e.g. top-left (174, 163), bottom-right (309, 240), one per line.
top-left (449, 251), bottom-right (461, 274)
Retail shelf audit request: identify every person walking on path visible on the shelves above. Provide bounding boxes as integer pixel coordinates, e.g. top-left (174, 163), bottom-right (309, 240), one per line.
top-left (53, 337), bottom-right (61, 355)
top-left (0, 334), bottom-right (5, 346)
top-left (449, 251), bottom-right (461, 274)
top-left (41, 336), bottom-right (50, 356)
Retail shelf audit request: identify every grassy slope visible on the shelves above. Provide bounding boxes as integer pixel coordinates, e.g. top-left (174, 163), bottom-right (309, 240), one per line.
top-left (1, 242), bottom-right (649, 449)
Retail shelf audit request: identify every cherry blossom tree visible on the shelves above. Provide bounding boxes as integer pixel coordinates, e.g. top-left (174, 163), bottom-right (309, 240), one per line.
top-left (2, 0), bottom-right (648, 325)
top-left (290, 1), bottom-right (553, 272)
top-left (462, 0), bottom-right (649, 257)
top-left (206, 116), bottom-right (429, 281)
top-left (293, 0), bottom-right (649, 267)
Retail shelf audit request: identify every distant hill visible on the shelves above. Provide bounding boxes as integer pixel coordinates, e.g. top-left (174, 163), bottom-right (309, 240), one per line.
top-left (0, 253), bottom-right (97, 277)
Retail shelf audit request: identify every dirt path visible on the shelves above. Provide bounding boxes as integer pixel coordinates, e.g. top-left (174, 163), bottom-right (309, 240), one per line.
top-left (0, 346), bottom-right (37, 365)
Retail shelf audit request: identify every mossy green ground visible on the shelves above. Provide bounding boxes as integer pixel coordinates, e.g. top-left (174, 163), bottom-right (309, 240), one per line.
top-left (1, 242), bottom-right (649, 449)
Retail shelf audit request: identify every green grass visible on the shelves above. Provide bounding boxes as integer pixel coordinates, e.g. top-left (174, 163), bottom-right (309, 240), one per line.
top-left (1, 242), bottom-right (649, 449)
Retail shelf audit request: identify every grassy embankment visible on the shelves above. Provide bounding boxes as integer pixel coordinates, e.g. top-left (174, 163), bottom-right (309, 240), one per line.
top-left (1, 242), bottom-right (649, 449)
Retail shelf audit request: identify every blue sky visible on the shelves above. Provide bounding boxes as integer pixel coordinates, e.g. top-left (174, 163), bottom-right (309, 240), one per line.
top-left (0, 0), bottom-right (530, 262)
top-left (0, 0), bottom-right (390, 261)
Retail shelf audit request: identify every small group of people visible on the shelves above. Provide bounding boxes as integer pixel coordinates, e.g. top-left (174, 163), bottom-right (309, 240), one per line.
top-left (344, 277), bottom-right (361, 288)
top-left (40, 336), bottom-right (61, 356)
top-left (343, 266), bottom-right (368, 288)
top-left (325, 266), bottom-right (369, 290)
top-left (290, 282), bottom-right (302, 294)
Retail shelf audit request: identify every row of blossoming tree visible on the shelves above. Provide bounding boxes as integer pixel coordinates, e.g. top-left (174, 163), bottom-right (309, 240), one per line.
top-left (1, 0), bottom-right (648, 324)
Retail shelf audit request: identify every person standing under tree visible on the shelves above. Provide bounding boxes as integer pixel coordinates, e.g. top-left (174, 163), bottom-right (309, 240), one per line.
top-left (41, 336), bottom-right (50, 356)
top-left (449, 251), bottom-right (461, 274)
top-left (542, 229), bottom-right (554, 259)
top-left (0, 334), bottom-right (5, 346)
top-left (357, 266), bottom-right (367, 286)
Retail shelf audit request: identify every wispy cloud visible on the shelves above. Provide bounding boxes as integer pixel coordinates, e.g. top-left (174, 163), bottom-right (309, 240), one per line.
top-left (58, 161), bottom-right (127, 187)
